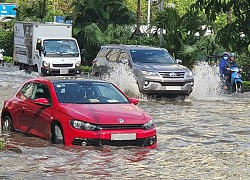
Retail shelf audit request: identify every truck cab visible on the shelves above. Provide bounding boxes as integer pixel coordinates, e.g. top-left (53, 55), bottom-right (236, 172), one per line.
top-left (35, 38), bottom-right (81, 76)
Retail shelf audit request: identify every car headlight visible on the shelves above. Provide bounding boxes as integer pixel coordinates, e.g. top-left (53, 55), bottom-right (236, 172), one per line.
top-left (141, 70), bottom-right (158, 76)
top-left (75, 61), bottom-right (81, 67)
top-left (143, 120), bottom-right (155, 130)
top-left (185, 70), bottom-right (193, 78)
top-left (70, 120), bottom-right (100, 131)
top-left (43, 61), bottom-right (50, 67)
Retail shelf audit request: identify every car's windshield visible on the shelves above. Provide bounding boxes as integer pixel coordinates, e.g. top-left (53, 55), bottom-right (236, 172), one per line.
top-left (53, 81), bottom-right (129, 104)
top-left (44, 39), bottom-right (79, 57)
top-left (130, 49), bottom-right (175, 64)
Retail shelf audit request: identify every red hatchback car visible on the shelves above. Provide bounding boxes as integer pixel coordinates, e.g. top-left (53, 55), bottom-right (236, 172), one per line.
top-left (1, 77), bottom-right (157, 148)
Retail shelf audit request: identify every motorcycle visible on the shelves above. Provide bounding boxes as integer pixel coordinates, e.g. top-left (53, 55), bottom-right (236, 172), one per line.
top-left (0, 49), bottom-right (4, 66)
top-left (225, 67), bottom-right (244, 93)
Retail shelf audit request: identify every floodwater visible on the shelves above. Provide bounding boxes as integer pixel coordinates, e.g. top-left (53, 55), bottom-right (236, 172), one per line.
top-left (0, 63), bottom-right (250, 180)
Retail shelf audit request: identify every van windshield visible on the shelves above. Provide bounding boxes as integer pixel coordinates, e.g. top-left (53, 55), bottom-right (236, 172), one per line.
top-left (43, 39), bottom-right (79, 57)
top-left (130, 49), bottom-right (175, 64)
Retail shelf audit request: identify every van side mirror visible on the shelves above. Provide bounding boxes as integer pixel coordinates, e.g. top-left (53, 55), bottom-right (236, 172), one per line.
top-left (176, 59), bottom-right (182, 64)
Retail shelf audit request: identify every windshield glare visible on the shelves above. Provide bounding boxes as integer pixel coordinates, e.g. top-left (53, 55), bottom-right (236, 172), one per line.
top-left (130, 49), bottom-right (175, 64)
top-left (44, 39), bottom-right (79, 57)
top-left (54, 81), bottom-right (129, 104)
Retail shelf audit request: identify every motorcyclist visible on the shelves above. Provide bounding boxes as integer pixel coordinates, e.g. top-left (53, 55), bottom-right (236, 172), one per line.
top-left (0, 48), bottom-right (4, 66)
top-left (225, 52), bottom-right (239, 90)
top-left (219, 51), bottom-right (230, 77)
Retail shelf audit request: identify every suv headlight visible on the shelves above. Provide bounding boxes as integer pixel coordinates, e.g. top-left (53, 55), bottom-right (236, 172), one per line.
top-left (43, 61), bottom-right (50, 67)
top-left (141, 71), bottom-right (158, 76)
top-left (185, 70), bottom-right (193, 78)
top-left (70, 120), bottom-right (100, 131)
top-left (143, 120), bottom-right (155, 130)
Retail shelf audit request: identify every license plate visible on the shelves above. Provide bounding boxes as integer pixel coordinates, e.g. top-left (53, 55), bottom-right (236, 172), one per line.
top-left (166, 86), bottom-right (181, 90)
top-left (60, 69), bottom-right (68, 74)
top-left (111, 133), bottom-right (136, 140)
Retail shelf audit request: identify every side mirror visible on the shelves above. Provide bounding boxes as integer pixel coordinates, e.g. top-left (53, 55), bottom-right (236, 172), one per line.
top-left (34, 98), bottom-right (50, 106)
top-left (176, 59), bottom-right (182, 64)
top-left (129, 98), bottom-right (140, 105)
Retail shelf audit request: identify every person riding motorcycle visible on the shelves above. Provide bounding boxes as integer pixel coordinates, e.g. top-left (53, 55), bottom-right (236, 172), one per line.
top-left (219, 51), bottom-right (230, 77)
top-left (225, 52), bottom-right (239, 90)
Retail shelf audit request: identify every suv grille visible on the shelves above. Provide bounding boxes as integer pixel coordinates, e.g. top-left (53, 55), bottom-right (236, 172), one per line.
top-left (159, 71), bottom-right (185, 78)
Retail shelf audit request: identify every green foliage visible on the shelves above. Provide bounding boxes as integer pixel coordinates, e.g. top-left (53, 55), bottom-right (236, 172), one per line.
top-left (0, 138), bottom-right (5, 150)
top-left (237, 53), bottom-right (250, 81)
top-left (4, 56), bottom-right (13, 63)
top-left (243, 81), bottom-right (250, 90)
top-left (81, 65), bottom-right (92, 73)
top-left (0, 28), bottom-right (14, 56)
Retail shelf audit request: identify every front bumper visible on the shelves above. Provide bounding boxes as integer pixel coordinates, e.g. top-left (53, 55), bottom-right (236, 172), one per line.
top-left (64, 128), bottom-right (157, 148)
top-left (137, 76), bottom-right (194, 95)
top-left (42, 67), bottom-right (81, 75)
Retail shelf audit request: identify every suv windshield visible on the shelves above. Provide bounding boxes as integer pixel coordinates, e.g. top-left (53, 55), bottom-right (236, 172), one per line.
top-left (130, 49), bottom-right (175, 64)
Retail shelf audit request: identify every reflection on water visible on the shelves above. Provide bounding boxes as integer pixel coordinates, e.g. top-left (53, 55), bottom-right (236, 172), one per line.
top-left (0, 63), bottom-right (250, 179)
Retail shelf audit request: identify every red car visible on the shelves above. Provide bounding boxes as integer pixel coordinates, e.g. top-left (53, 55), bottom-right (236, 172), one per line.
top-left (1, 77), bottom-right (157, 148)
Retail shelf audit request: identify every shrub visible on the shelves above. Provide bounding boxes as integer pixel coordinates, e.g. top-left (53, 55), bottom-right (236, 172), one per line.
top-left (243, 81), bottom-right (250, 91)
top-left (81, 65), bottom-right (92, 72)
top-left (4, 56), bottom-right (13, 63)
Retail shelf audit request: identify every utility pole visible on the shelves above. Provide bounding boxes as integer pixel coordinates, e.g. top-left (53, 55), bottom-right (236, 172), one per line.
top-left (159, 0), bottom-right (164, 46)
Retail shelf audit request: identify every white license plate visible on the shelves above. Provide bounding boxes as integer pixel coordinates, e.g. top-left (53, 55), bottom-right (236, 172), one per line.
top-left (166, 86), bottom-right (181, 90)
top-left (111, 133), bottom-right (136, 140)
top-left (60, 69), bottom-right (68, 74)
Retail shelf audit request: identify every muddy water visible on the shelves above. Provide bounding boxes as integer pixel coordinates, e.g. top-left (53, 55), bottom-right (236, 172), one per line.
top-left (0, 64), bottom-right (250, 179)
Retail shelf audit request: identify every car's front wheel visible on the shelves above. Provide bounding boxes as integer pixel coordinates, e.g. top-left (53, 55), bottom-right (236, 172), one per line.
top-left (2, 115), bottom-right (14, 132)
top-left (51, 123), bottom-right (64, 145)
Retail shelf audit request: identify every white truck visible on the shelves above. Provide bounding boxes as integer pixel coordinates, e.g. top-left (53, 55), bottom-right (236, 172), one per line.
top-left (13, 22), bottom-right (82, 75)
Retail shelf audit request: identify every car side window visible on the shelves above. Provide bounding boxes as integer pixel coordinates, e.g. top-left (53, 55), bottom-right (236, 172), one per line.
top-left (21, 83), bottom-right (35, 99)
top-left (33, 83), bottom-right (51, 103)
top-left (107, 49), bottom-right (120, 62)
top-left (118, 50), bottom-right (129, 62)
top-left (97, 48), bottom-right (111, 58)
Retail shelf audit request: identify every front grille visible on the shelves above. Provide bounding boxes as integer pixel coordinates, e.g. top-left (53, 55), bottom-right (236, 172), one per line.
top-left (100, 124), bottom-right (144, 130)
top-left (72, 136), bottom-right (157, 147)
top-left (159, 71), bottom-right (185, 78)
top-left (52, 63), bottom-right (73, 67)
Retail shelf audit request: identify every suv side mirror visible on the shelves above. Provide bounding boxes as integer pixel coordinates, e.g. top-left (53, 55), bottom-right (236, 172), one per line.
top-left (176, 59), bottom-right (182, 64)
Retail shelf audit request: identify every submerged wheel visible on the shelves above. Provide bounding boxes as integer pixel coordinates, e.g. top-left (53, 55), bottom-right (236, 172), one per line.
top-left (2, 115), bottom-right (14, 132)
top-left (51, 123), bottom-right (64, 144)
top-left (236, 82), bottom-right (243, 93)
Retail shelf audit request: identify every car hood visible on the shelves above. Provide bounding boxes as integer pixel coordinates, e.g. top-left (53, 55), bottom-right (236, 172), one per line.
top-left (57, 104), bottom-right (150, 124)
top-left (134, 63), bottom-right (190, 71)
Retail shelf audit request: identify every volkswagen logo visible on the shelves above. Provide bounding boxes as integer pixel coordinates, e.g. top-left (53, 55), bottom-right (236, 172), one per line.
top-left (169, 72), bottom-right (177, 77)
top-left (118, 118), bottom-right (124, 123)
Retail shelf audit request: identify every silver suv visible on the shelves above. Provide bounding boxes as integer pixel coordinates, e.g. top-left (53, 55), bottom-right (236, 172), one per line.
top-left (92, 45), bottom-right (194, 96)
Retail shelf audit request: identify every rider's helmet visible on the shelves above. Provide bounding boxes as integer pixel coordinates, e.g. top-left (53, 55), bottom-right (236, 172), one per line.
top-left (222, 51), bottom-right (229, 60)
top-left (230, 52), bottom-right (236, 61)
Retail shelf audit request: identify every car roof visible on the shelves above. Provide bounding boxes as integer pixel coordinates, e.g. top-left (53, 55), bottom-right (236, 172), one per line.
top-left (29, 76), bottom-right (110, 84)
top-left (101, 44), bottom-right (166, 51)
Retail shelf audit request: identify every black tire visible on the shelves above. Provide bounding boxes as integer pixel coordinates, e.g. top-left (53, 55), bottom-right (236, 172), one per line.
top-left (2, 115), bottom-right (14, 132)
top-left (236, 82), bottom-right (244, 93)
top-left (51, 123), bottom-right (64, 144)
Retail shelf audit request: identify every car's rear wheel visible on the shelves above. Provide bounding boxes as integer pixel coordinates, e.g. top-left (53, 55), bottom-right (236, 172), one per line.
top-left (51, 123), bottom-right (64, 145)
top-left (2, 115), bottom-right (14, 132)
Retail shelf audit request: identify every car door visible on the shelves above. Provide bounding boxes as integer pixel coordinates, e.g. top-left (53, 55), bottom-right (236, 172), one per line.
top-left (27, 83), bottom-right (53, 139)
top-left (14, 82), bottom-right (36, 132)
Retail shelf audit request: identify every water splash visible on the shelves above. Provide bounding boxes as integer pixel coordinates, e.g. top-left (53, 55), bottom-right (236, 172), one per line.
top-left (102, 64), bottom-right (142, 98)
top-left (191, 62), bottom-right (224, 101)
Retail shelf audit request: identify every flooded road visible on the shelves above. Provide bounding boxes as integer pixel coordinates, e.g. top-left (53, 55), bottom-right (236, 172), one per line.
top-left (0, 63), bottom-right (250, 179)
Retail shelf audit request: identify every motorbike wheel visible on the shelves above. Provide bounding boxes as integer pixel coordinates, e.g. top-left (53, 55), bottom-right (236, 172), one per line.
top-left (236, 82), bottom-right (243, 93)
